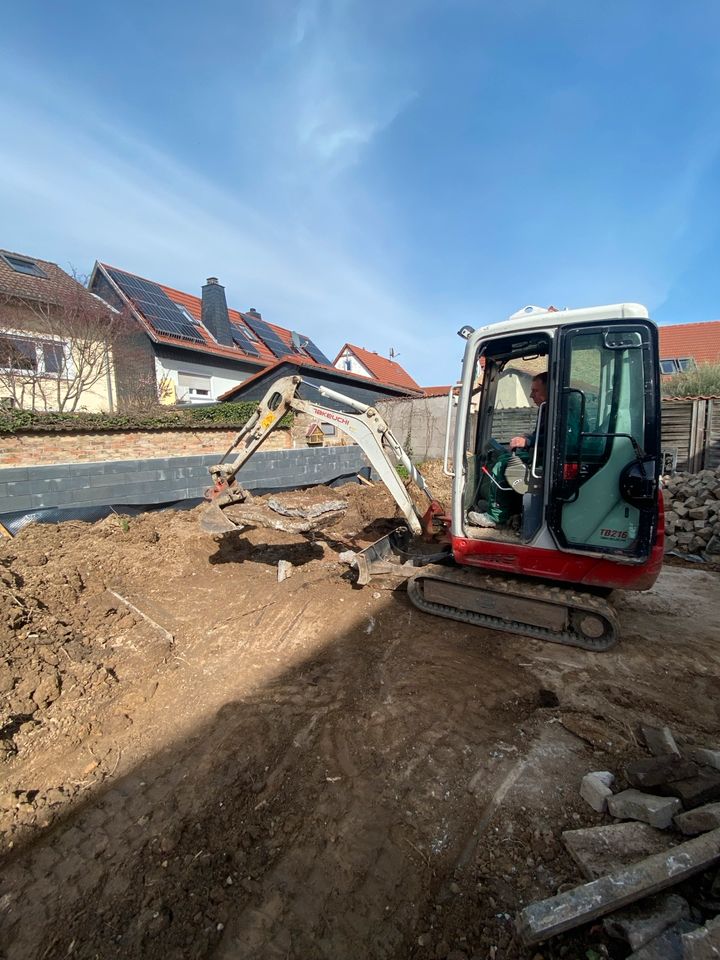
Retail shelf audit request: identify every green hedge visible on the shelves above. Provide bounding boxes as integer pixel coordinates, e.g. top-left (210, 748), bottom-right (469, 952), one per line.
top-left (0, 402), bottom-right (294, 434)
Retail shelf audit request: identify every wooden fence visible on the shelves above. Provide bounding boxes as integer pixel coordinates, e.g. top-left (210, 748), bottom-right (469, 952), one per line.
top-left (661, 397), bottom-right (720, 472)
top-left (380, 395), bottom-right (720, 474)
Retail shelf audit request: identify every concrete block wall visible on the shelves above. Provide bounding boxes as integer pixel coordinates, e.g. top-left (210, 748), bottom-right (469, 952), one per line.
top-left (0, 446), bottom-right (369, 516)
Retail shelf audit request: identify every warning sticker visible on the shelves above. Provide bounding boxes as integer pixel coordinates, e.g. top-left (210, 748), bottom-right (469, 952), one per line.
top-left (260, 413), bottom-right (275, 430)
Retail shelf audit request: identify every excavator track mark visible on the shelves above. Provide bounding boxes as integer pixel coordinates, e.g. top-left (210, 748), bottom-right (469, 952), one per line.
top-left (406, 565), bottom-right (618, 651)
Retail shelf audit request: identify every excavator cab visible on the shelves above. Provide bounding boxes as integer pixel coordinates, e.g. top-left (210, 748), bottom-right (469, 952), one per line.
top-left (451, 304), bottom-right (662, 579)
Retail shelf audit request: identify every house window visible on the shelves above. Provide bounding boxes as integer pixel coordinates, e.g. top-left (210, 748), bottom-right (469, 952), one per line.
top-left (173, 303), bottom-right (200, 325)
top-left (177, 371), bottom-right (212, 400)
top-left (1, 254), bottom-right (47, 278)
top-left (0, 335), bottom-right (66, 374)
top-left (343, 357), bottom-right (352, 371)
top-left (660, 357), bottom-right (697, 375)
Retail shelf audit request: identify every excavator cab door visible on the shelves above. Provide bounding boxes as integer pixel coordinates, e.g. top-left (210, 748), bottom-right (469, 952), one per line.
top-left (549, 320), bottom-right (661, 560)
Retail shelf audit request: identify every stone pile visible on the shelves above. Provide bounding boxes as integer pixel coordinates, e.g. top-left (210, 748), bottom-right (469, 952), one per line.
top-left (662, 467), bottom-right (720, 556)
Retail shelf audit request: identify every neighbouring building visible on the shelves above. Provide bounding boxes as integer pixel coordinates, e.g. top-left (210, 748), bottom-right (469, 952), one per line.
top-left (89, 263), bottom-right (337, 408)
top-left (658, 320), bottom-right (720, 375)
top-left (333, 343), bottom-right (421, 392)
top-left (0, 249), bottom-right (119, 412)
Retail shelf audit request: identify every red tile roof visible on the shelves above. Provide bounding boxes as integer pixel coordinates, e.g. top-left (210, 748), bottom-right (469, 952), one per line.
top-left (421, 385), bottom-right (453, 397)
top-left (333, 343), bottom-right (421, 391)
top-left (95, 264), bottom-right (422, 398)
top-left (658, 321), bottom-right (720, 365)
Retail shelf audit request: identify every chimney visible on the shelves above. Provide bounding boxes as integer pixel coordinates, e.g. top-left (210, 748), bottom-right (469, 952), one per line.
top-left (201, 277), bottom-right (234, 346)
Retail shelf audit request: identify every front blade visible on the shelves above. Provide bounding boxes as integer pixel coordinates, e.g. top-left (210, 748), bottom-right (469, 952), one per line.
top-left (199, 502), bottom-right (239, 535)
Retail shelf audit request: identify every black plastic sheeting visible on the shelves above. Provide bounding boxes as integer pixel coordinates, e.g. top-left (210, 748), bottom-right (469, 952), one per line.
top-left (0, 468), bottom-right (371, 537)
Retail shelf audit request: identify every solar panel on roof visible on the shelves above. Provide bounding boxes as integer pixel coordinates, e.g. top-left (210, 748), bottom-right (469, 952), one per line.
top-left (300, 337), bottom-right (332, 366)
top-left (107, 269), bottom-right (205, 344)
top-left (229, 322), bottom-right (260, 356)
top-left (242, 313), bottom-right (293, 359)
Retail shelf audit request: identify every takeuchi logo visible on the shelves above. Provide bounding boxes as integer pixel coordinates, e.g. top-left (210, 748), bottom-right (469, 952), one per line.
top-left (313, 407), bottom-right (350, 426)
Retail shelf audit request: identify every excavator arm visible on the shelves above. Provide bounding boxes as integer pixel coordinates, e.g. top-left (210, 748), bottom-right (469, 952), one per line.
top-left (200, 375), bottom-right (436, 536)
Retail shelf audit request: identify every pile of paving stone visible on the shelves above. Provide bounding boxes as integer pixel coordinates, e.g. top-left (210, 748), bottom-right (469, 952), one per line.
top-left (517, 724), bottom-right (720, 957)
top-left (662, 467), bottom-right (720, 557)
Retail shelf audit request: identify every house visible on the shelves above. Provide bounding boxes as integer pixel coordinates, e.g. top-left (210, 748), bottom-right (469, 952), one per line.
top-left (333, 343), bottom-right (421, 392)
top-left (658, 320), bottom-right (720, 375)
top-left (219, 357), bottom-right (423, 411)
top-left (89, 263), bottom-right (337, 408)
top-left (0, 249), bottom-right (118, 412)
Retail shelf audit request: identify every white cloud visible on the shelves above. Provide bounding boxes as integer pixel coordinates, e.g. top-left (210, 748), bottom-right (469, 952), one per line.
top-left (0, 48), bottom-right (445, 379)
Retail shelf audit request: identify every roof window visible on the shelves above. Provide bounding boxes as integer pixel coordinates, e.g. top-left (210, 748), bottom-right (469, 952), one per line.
top-left (1, 254), bottom-right (48, 278)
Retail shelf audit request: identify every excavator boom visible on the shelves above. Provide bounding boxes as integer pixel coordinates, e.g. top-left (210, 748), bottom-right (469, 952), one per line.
top-left (200, 375), bottom-right (437, 536)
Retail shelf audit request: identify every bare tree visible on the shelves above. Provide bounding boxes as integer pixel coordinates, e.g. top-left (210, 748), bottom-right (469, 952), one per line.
top-left (0, 270), bottom-right (134, 412)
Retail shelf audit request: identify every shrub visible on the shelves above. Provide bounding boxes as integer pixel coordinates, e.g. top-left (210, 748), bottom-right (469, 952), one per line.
top-left (0, 401), bottom-right (293, 434)
top-left (662, 362), bottom-right (720, 398)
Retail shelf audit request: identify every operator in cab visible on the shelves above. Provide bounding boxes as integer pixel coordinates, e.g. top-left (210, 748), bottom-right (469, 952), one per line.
top-left (469, 372), bottom-right (547, 528)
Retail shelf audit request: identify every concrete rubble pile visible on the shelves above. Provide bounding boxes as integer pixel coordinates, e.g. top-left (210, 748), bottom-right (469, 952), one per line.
top-left (663, 467), bottom-right (720, 557)
top-left (517, 724), bottom-right (720, 957)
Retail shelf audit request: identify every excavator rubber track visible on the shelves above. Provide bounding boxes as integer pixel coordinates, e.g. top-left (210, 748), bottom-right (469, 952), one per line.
top-left (406, 564), bottom-right (619, 651)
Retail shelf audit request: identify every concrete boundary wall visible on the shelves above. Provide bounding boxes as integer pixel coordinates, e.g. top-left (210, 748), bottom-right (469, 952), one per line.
top-left (0, 446), bottom-right (369, 516)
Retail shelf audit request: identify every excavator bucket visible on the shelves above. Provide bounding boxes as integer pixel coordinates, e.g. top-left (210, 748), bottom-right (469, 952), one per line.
top-left (199, 502), bottom-right (240, 535)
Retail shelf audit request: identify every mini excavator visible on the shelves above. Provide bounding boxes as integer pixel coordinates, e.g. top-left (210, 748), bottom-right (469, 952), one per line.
top-left (201, 303), bottom-right (664, 651)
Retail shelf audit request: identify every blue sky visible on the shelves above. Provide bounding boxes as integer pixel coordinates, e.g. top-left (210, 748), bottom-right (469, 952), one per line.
top-left (1, 1), bottom-right (719, 386)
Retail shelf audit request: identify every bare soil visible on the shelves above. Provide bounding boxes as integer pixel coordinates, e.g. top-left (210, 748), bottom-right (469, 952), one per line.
top-left (1, 477), bottom-right (719, 960)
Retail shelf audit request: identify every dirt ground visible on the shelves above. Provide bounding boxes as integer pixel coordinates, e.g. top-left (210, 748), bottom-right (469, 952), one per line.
top-left (1, 475), bottom-right (719, 960)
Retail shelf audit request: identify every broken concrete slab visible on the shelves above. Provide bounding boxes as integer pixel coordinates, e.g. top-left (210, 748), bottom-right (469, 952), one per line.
top-left (682, 914), bottom-right (720, 959)
top-left (516, 827), bottom-right (720, 946)
top-left (628, 921), bottom-right (700, 959)
top-left (685, 747), bottom-right (720, 771)
top-left (580, 771), bottom-right (615, 813)
top-left (608, 789), bottom-right (681, 829)
top-left (223, 503), bottom-right (345, 533)
top-left (626, 755), bottom-right (698, 789)
top-left (603, 893), bottom-right (689, 950)
top-left (663, 770), bottom-right (720, 809)
top-left (641, 724), bottom-right (680, 757)
top-left (562, 822), bottom-right (676, 880)
top-left (267, 496), bottom-right (347, 519)
top-left (675, 802), bottom-right (720, 836)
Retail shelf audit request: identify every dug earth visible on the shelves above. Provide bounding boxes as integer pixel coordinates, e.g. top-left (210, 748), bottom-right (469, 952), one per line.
top-left (0, 475), bottom-right (719, 959)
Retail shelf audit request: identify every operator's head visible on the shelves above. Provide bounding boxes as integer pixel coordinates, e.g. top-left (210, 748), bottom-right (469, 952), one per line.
top-left (530, 372), bottom-right (548, 407)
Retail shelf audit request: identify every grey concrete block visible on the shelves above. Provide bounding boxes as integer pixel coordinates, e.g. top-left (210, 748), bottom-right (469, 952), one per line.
top-left (604, 893), bottom-right (689, 950)
top-left (641, 725), bottom-right (680, 757)
top-left (1, 496), bottom-right (35, 511)
top-left (629, 921), bottom-right (701, 959)
top-left (103, 460), bottom-right (142, 474)
top-left (626, 756), bottom-right (698, 789)
top-left (0, 467), bottom-right (30, 481)
top-left (89, 473), bottom-right (135, 487)
top-left (682, 915), bottom-right (720, 959)
top-left (0, 483), bottom-right (7, 498)
top-left (27, 464), bottom-right (72, 479)
top-left (67, 462), bottom-right (107, 476)
top-left (675, 803), bottom-right (720, 836)
top-left (28, 477), bottom-right (82, 494)
top-left (684, 748), bottom-right (720, 771)
top-left (581, 772), bottom-right (615, 813)
top-left (608, 789), bottom-right (681, 829)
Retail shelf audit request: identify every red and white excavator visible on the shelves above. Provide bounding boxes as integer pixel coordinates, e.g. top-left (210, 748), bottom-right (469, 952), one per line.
top-left (201, 303), bottom-right (663, 651)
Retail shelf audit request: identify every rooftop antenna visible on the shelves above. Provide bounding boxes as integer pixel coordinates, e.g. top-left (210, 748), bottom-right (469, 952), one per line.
top-left (389, 347), bottom-right (400, 359)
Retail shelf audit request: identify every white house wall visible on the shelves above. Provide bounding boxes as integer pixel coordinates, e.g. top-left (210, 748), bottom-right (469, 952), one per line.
top-left (334, 349), bottom-right (372, 379)
top-left (154, 350), bottom-right (260, 404)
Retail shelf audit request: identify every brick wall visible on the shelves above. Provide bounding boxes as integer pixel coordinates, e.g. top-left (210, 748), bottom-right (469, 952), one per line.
top-left (0, 426), bottom-right (291, 467)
